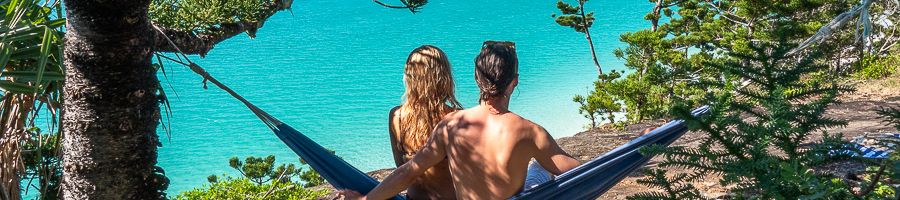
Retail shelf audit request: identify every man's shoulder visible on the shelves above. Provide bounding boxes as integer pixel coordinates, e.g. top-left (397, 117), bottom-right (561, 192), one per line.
top-left (441, 109), bottom-right (467, 122)
top-left (503, 112), bottom-right (546, 134)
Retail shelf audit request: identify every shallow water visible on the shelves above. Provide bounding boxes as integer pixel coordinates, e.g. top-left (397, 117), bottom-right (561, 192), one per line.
top-left (27, 0), bottom-right (657, 197)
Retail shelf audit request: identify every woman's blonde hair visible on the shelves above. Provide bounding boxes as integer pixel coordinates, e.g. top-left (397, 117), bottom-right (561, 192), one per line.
top-left (399, 45), bottom-right (463, 151)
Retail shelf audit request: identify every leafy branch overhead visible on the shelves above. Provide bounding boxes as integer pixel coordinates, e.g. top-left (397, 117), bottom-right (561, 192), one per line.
top-left (149, 0), bottom-right (294, 57)
top-left (373, 0), bottom-right (429, 13)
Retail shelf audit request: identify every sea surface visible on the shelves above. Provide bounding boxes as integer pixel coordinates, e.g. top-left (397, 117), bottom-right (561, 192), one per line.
top-left (32, 0), bottom-right (656, 196)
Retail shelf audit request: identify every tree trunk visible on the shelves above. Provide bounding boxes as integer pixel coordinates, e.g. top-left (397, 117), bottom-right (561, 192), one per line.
top-left (579, 2), bottom-right (603, 74)
top-left (0, 94), bottom-right (29, 200)
top-left (606, 111), bottom-right (615, 125)
top-left (61, 0), bottom-right (165, 199)
top-left (651, 0), bottom-right (663, 31)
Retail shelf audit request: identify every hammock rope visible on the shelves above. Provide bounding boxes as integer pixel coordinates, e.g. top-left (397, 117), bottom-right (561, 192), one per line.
top-left (152, 25), bottom-right (281, 129)
top-left (153, 27), bottom-right (402, 199)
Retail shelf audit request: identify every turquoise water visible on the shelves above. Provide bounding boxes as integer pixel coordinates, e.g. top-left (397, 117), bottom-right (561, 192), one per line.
top-left (152, 0), bottom-right (653, 195)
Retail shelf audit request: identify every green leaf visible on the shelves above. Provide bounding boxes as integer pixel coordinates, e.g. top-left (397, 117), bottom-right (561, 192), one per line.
top-left (0, 80), bottom-right (35, 93)
top-left (0, 25), bottom-right (43, 41)
top-left (1, 71), bottom-right (63, 81)
top-left (10, 44), bottom-right (38, 59)
top-left (6, 0), bottom-right (18, 16)
top-left (46, 18), bottom-right (64, 28)
top-left (34, 26), bottom-right (52, 91)
top-left (0, 43), bottom-right (11, 68)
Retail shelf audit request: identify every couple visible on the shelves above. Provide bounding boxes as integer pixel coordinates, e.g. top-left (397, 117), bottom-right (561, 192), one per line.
top-left (342, 41), bottom-right (581, 200)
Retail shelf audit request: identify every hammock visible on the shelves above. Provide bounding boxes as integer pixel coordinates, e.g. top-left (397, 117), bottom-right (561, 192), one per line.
top-left (833, 133), bottom-right (899, 159)
top-left (511, 106), bottom-right (708, 199)
top-left (185, 62), bottom-right (710, 200)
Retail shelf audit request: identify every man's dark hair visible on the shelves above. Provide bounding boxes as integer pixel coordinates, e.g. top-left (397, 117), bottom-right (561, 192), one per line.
top-left (474, 41), bottom-right (518, 101)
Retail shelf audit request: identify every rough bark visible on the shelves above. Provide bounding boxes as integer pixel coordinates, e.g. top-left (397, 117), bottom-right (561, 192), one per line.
top-left (0, 94), bottom-right (30, 200)
top-left (61, 0), bottom-right (165, 199)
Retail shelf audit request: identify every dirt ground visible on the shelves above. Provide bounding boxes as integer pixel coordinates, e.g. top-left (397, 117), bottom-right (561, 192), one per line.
top-left (321, 77), bottom-right (899, 199)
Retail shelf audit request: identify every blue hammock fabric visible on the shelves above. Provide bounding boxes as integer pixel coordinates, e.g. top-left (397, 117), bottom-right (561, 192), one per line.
top-left (832, 133), bottom-right (899, 159)
top-left (271, 124), bottom-right (406, 200)
top-left (266, 106), bottom-right (708, 200)
top-left (510, 106), bottom-right (708, 199)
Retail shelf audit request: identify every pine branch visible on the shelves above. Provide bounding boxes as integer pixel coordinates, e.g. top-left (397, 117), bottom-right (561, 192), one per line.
top-left (152, 0), bottom-right (292, 57)
top-left (373, 0), bottom-right (425, 13)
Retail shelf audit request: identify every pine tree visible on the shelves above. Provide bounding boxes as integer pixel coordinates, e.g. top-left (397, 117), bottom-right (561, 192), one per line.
top-left (631, 38), bottom-right (858, 198)
top-left (553, 0), bottom-right (602, 74)
top-left (574, 71), bottom-right (623, 129)
top-left (569, 0), bottom-right (879, 127)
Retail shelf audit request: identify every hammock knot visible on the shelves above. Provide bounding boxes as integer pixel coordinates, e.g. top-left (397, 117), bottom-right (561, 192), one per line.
top-left (188, 63), bottom-right (211, 89)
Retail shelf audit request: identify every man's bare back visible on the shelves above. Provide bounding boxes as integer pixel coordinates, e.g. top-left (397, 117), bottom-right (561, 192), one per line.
top-left (439, 105), bottom-right (580, 199)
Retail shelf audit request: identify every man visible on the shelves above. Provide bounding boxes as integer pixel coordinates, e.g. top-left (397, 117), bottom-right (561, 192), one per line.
top-left (342, 41), bottom-right (581, 200)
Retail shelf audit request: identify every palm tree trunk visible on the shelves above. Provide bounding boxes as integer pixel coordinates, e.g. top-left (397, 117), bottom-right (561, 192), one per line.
top-left (61, 0), bottom-right (165, 199)
top-left (0, 94), bottom-right (29, 200)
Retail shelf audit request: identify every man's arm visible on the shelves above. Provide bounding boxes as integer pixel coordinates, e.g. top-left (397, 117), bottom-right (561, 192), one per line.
top-left (345, 120), bottom-right (450, 200)
top-left (531, 126), bottom-right (580, 175)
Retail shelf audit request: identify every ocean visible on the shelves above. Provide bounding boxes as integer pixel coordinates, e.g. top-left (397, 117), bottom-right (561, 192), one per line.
top-left (151, 0), bottom-right (654, 195)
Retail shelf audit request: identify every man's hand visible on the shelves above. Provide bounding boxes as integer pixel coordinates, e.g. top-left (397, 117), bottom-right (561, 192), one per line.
top-left (338, 190), bottom-right (366, 200)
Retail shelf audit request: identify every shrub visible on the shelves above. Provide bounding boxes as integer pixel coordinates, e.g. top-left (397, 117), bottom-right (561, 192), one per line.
top-left (176, 155), bottom-right (328, 200)
top-left (574, 71), bottom-right (623, 129)
top-left (175, 178), bottom-right (327, 200)
top-left (854, 54), bottom-right (899, 80)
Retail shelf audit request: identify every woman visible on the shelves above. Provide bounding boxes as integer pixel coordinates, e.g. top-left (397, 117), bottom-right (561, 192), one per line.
top-left (388, 45), bottom-right (463, 199)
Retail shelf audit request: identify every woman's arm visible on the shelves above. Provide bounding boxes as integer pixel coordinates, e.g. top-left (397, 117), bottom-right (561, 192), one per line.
top-left (387, 106), bottom-right (406, 167)
top-left (343, 120), bottom-right (451, 200)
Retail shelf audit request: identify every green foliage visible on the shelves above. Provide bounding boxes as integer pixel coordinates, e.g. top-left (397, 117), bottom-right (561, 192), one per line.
top-left (552, 0), bottom-right (594, 33)
top-left (297, 151), bottom-right (329, 187)
top-left (608, 72), bottom-right (672, 122)
top-left (149, 0), bottom-right (285, 34)
top-left (373, 0), bottom-right (429, 12)
top-left (574, 71), bottom-right (622, 129)
top-left (230, 155), bottom-right (280, 185)
top-left (178, 155), bottom-right (328, 200)
top-left (0, 0), bottom-right (65, 108)
top-left (298, 169), bottom-right (325, 188)
top-left (571, 0), bottom-right (890, 127)
top-left (2, 0), bottom-right (65, 199)
top-left (175, 178), bottom-right (327, 200)
top-left (20, 129), bottom-right (61, 200)
top-left (626, 34), bottom-right (900, 198)
top-left (854, 53), bottom-right (899, 80)
top-left (405, 0), bottom-right (428, 9)
top-left (878, 107), bottom-right (900, 130)
top-left (865, 106), bottom-right (900, 199)
top-left (627, 168), bottom-right (701, 200)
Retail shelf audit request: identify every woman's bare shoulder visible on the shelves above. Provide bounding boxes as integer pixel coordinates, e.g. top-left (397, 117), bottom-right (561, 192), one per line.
top-left (388, 106), bottom-right (402, 136)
